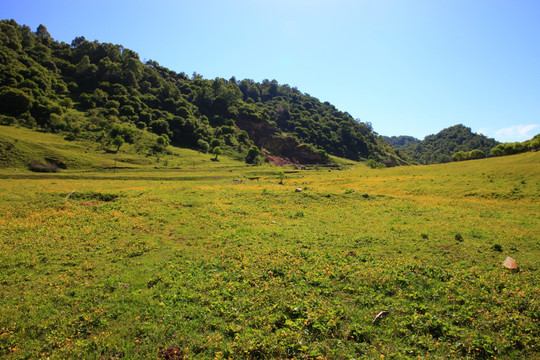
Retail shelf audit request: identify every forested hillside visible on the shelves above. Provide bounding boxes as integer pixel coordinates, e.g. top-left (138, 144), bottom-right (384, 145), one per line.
top-left (0, 20), bottom-right (408, 166)
top-left (381, 135), bottom-right (420, 149)
top-left (386, 125), bottom-right (500, 164)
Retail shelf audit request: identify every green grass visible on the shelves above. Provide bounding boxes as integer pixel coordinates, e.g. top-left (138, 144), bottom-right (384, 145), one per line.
top-left (0, 125), bottom-right (258, 172)
top-left (0, 129), bottom-right (538, 359)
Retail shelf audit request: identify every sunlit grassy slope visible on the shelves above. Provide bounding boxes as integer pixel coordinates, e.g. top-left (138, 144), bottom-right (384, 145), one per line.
top-left (0, 125), bottom-right (256, 171)
top-left (0, 127), bottom-right (538, 359)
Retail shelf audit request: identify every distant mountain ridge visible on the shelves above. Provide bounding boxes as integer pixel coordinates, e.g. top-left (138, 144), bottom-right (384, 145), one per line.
top-left (0, 20), bottom-right (409, 166)
top-left (383, 125), bottom-right (500, 164)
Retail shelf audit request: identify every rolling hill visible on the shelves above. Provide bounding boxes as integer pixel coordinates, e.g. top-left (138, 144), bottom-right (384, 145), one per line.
top-left (383, 124), bottom-right (500, 164)
top-left (0, 20), bottom-right (409, 167)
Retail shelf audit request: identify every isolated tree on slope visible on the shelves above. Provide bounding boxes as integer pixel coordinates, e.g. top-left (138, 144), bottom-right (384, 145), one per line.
top-left (212, 146), bottom-right (222, 160)
top-left (112, 135), bottom-right (124, 153)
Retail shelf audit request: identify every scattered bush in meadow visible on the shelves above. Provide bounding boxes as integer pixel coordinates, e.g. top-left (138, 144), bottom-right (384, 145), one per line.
top-left (27, 160), bottom-right (58, 172)
top-left (491, 244), bottom-right (503, 252)
top-left (67, 191), bottom-right (120, 202)
top-left (277, 171), bottom-right (285, 184)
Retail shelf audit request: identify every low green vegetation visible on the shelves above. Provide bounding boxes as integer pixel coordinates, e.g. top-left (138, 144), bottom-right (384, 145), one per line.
top-left (451, 149), bottom-right (485, 162)
top-left (0, 18), bottom-right (538, 360)
top-left (490, 134), bottom-right (540, 157)
top-left (0, 130), bottom-right (538, 359)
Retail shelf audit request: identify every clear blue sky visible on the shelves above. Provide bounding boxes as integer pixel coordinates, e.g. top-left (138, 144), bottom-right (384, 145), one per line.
top-left (3, 0), bottom-right (539, 142)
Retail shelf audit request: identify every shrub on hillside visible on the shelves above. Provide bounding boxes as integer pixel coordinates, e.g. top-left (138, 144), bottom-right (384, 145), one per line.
top-left (0, 115), bottom-right (16, 125)
top-left (0, 87), bottom-right (33, 116)
top-left (367, 159), bottom-right (384, 169)
top-left (490, 135), bottom-right (540, 156)
top-left (28, 160), bottom-right (58, 173)
top-left (452, 149), bottom-right (485, 161)
top-left (197, 139), bottom-right (210, 153)
top-left (245, 145), bottom-right (263, 164)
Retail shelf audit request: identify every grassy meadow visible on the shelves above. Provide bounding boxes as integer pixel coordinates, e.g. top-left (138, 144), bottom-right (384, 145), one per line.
top-left (0, 130), bottom-right (538, 359)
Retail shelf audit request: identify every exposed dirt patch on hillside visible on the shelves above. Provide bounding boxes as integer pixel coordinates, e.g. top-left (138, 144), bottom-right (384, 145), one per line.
top-left (236, 118), bottom-right (329, 165)
top-left (264, 153), bottom-right (296, 166)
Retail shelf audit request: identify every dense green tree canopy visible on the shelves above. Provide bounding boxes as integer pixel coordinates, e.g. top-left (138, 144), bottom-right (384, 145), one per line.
top-left (382, 135), bottom-right (420, 149)
top-left (0, 20), bottom-right (407, 165)
top-left (385, 125), bottom-right (500, 164)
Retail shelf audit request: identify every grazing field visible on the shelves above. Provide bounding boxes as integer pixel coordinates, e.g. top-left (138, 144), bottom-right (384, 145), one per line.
top-left (0, 151), bottom-right (538, 359)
